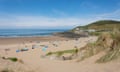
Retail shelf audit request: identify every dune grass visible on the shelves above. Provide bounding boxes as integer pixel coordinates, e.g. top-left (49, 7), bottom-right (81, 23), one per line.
top-left (46, 30), bottom-right (120, 63)
top-left (96, 31), bottom-right (120, 63)
top-left (96, 48), bottom-right (120, 63)
top-left (1, 56), bottom-right (18, 62)
top-left (1, 68), bottom-right (14, 72)
top-left (7, 57), bottom-right (18, 62)
top-left (46, 49), bottom-right (77, 57)
top-left (70, 31), bottom-right (120, 62)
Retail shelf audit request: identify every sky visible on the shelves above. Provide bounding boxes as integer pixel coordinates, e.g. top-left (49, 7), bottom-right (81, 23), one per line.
top-left (0, 0), bottom-right (120, 29)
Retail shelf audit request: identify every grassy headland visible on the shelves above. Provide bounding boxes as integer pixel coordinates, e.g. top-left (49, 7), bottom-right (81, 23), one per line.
top-left (71, 20), bottom-right (120, 36)
top-left (72, 20), bottom-right (120, 31)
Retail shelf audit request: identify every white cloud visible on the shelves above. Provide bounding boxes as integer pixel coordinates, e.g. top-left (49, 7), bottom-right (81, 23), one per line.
top-left (0, 9), bottom-right (120, 28)
top-left (0, 15), bottom-right (85, 28)
top-left (95, 9), bottom-right (120, 19)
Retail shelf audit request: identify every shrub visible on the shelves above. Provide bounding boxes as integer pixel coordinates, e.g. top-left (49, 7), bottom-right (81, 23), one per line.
top-left (7, 57), bottom-right (18, 62)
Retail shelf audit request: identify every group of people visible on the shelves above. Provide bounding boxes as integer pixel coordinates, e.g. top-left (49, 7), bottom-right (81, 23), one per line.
top-left (16, 41), bottom-right (52, 53)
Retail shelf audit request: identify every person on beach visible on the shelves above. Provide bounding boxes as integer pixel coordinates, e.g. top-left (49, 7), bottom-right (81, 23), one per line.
top-left (75, 38), bottom-right (78, 41)
top-left (62, 56), bottom-right (65, 60)
top-left (4, 48), bottom-right (10, 55)
top-left (74, 47), bottom-right (79, 56)
top-left (32, 45), bottom-right (35, 49)
top-left (53, 41), bottom-right (58, 47)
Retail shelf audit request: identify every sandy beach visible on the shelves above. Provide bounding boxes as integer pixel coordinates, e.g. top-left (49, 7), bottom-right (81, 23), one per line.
top-left (0, 36), bottom-right (120, 72)
top-left (0, 0), bottom-right (120, 71)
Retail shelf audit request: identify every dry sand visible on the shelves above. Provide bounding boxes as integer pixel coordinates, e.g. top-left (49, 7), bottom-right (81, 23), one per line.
top-left (0, 36), bottom-right (120, 72)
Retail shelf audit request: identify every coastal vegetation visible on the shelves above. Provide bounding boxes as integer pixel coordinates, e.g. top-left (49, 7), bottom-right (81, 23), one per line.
top-left (71, 20), bottom-right (120, 36)
top-left (45, 20), bottom-right (120, 63)
top-left (96, 31), bottom-right (120, 63)
top-left (46, 49), bottom-right (76, 57)
top-left (46, 30), bottom-right (120, 62)
top-left (1, 57), bottom-right (18, 62)
top-left (77, 31), bottom-right (120, 62)
top-left (0, 57), bottom-right (33, 72)
top-left (73, 20), bottom-right (120, 31)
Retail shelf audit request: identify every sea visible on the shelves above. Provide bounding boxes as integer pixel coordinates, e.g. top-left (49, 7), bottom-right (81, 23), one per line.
top-left (0, 29), bottom-right (69, 38)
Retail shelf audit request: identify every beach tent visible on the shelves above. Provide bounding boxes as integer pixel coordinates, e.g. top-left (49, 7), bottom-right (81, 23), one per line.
top-left (16, 50), bottom-right (20, 53)
top-left (42, 46), bottom-right (48, 51)
top-left (21, 48), bottom-right (29, 51)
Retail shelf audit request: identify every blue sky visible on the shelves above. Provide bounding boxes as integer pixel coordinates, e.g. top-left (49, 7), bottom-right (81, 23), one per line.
top-left (0, 0), bottom-right (120, 29)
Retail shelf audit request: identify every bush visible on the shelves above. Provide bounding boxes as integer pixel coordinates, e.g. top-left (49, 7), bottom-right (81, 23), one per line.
top-left (46, 52), bottom-right (53, 56)
top-left (7, 57), bottom-right (18, 62)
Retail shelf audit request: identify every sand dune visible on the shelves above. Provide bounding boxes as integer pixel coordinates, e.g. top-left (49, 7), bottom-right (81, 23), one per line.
top-left (0, 36), bottom-right (120, 72)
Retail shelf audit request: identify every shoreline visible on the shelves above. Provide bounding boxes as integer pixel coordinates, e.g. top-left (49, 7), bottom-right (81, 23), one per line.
top-left (0, 35), bottom-right (70, 45)
top-left (0, 35), bottom-right (52, 38)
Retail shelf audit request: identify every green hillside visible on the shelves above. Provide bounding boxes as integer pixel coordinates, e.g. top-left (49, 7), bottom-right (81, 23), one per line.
top-left (74, 20), bottom-right (120, 31)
